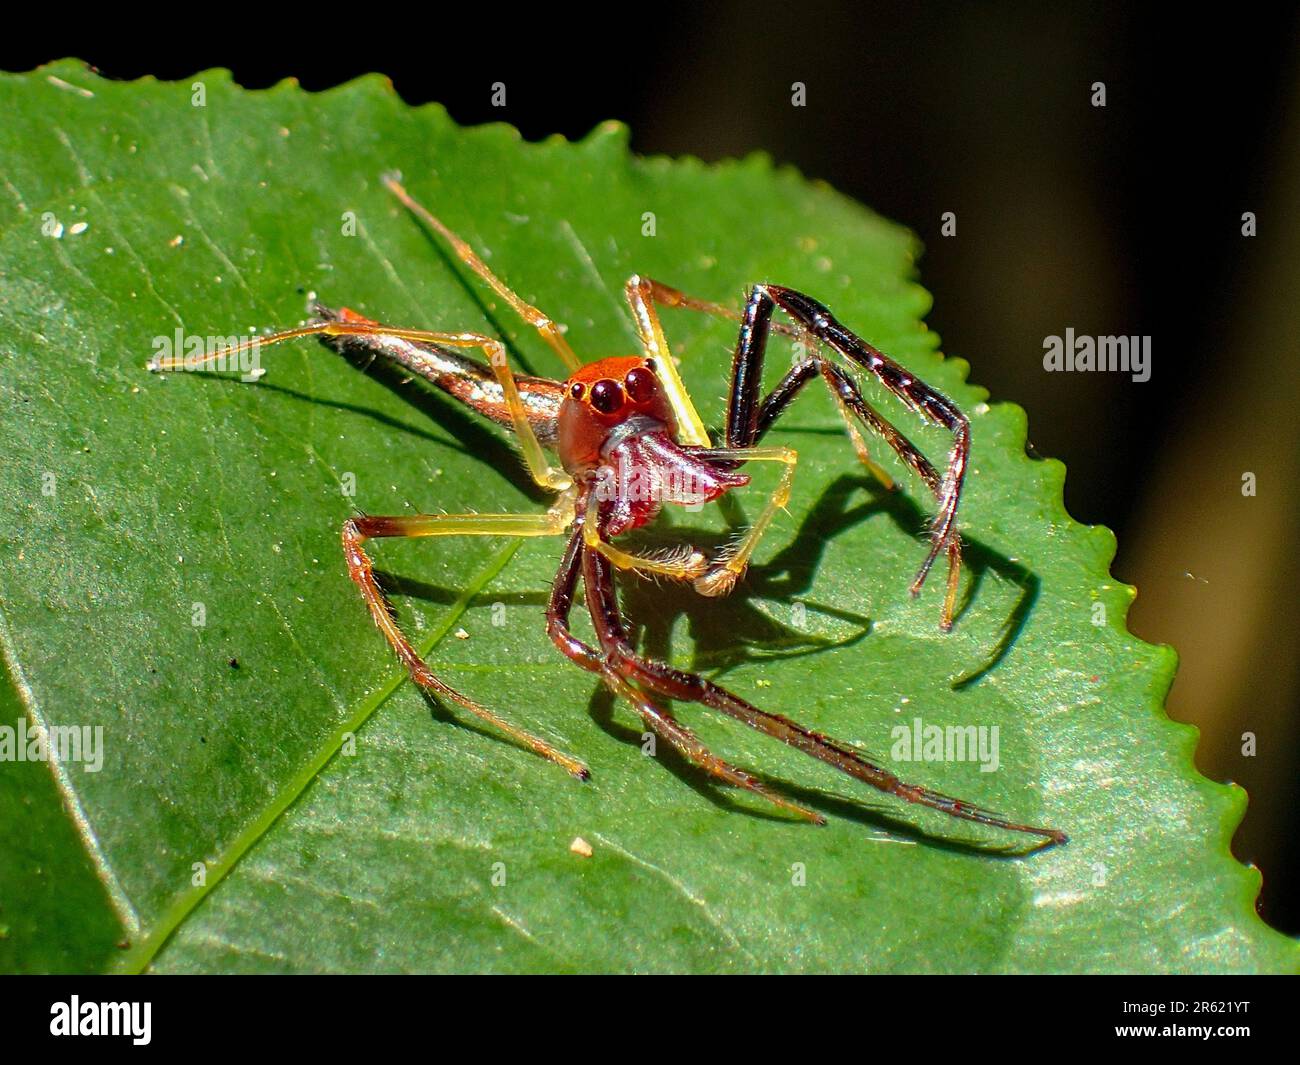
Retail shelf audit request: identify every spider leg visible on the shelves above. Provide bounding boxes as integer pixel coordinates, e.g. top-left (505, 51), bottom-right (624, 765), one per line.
top-left (817, 359), bottom-right (964, 625)
top-left (545, 513), bottom-right (822, 822)
top-left (819, 368), bottom-right (898, 489)
top-left (619, 279), bottom-right (961, 619)
top-left (617, 282), bottom-right (928, 489)
top-left (762, 285), bottom-right (970, 626)
top-left (623, 276), bottom-right (713, 446)
top-left (683, 446), bottom-right (799, 597)
top-left (342, 489), bottom-right (588, 779)
top-left (715, 285), bottom-right (966, 629)
top-left (579, 490), bottom-right (708, 582)
top-left (604, 671), bottom-right (824, 824)
top-left (151, 315), bottom-right (571, 492)
top-left (813, 362), bottom-right (940, 493)
top-left (382, 173), bottom-right (581, 372)
top-left (736, 350), bottom-right (963, 622)
top-left (582, 545), bottom-right (1065, 845)
top-left (626, 275), bottom-right (802, 338)
top-left (742, 354), bottom-right (894, 489)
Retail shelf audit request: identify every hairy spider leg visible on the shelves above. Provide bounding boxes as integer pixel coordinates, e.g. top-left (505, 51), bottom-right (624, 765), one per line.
top-left (622, 278), bottom-right (954, 605)
top-left (150, 317), bottom-right (571, 492)
top-left (761, 285), bottom-right (970, 628)
top-left (544, 511), bottom-right (823, 823)
top-left (382, 172), bottom-right (581, 373)
top-left (724, 299), bottom-right (964, 625)
top-left (580, 487), bottom-right (708, 581)
top-left (621, 274), bottom-right (797, 444)
top-left (621, 274), bottom-right (802, 447)
top-left (818, 360), bottom-right (963, 626)
top-left (650, 283), bottom-right (967, 629)
top-left (626, 280), bottom-right (906, 490)
top-left (342, 488), bottom-right (587, 779)
top-left (824, 383), bottom-right (897, 488)
top-left (580, 538), bottom-right (1065, 846)
top-left (684, 446), bottom-right (799, 597)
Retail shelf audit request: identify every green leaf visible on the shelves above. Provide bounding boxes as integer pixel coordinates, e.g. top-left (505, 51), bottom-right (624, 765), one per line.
top-left (0, 61), bottom-right (1293, 974)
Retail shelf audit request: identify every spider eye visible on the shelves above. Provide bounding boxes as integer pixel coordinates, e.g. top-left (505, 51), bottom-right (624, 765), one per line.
top-left (569, 382), bottom-right (585, 400)
top-left (624, 366), bottom-right (657, 403)
top-left (589, 378), bottom-right (624, 415)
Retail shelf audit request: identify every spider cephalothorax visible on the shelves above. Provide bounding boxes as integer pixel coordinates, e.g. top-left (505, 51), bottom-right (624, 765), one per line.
top-left (559, 356), bottom-right (749, 537)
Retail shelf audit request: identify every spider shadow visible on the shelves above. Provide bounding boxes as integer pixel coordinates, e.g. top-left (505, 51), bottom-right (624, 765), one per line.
top-left (582, 679), bottom-right (1057, 858)
top-left (208, 336), bottom-right (548, 503)
top-left (617, 472), bottom-right (1039, 689)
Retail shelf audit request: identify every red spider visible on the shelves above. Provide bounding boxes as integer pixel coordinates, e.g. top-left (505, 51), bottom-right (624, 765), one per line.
top-left (152, 174), bottom-right (1065, 847)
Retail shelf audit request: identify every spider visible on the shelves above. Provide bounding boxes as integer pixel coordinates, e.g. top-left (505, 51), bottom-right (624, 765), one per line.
top-left (151, 173), bottom-right (1065, 847)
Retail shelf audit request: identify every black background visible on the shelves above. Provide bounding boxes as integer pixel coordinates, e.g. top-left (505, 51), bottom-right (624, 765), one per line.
top-left (5, 2), bottom-right (1298, 936)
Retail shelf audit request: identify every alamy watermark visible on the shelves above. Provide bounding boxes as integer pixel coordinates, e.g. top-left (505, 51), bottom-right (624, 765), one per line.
top-left (0, 718), bottom-right (104, 773)
top-left (1043, 329), bottom-right (1151, 382)
top-left (148, 329), bottom-right (264, 382)
top-left (890, 716), bottom-right (1000, 773)
top-left (591, 449), bottom-right (712, 509)
top-left (50, 997), bottom-right (150, 1045)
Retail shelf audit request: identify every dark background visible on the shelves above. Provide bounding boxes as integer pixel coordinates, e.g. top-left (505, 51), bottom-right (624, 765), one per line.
top-left (7, 3), bottom-right (1299, 933)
